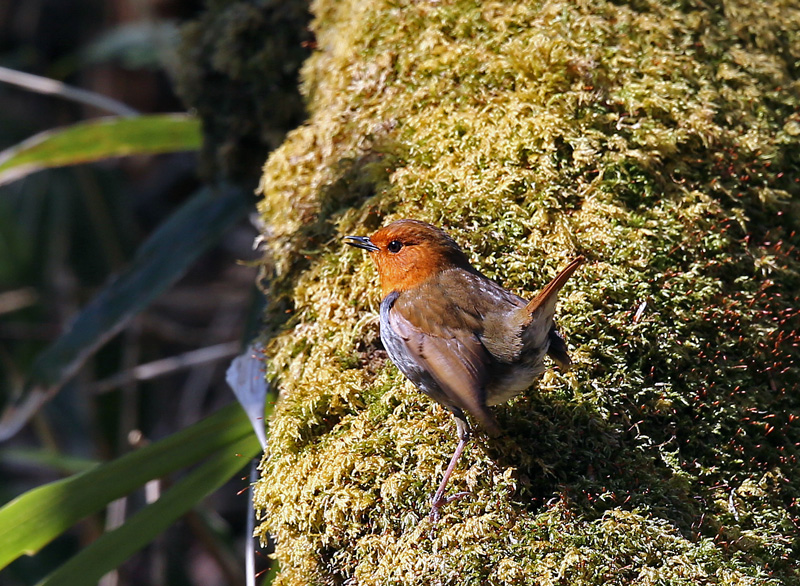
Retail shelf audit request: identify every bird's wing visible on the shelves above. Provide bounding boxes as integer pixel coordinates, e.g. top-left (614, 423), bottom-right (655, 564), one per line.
top-left (387, 303), bottom-right (500, 435)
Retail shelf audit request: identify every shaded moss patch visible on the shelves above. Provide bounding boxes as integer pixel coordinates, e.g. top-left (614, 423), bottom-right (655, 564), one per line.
top-left (175, 0), bottom-right (313, 183)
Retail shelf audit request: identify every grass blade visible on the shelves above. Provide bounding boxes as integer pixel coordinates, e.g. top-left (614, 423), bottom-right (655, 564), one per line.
top-left (0, 114), bottom-right (200, 186)
top-left (0, 402), bottom-right (254, 569)
top-left (36, 434), bottom-right (260, 586)
top-left (0, 184), bottom-right (251, 440)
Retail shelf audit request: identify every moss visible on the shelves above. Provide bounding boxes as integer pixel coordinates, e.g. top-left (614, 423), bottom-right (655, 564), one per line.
top-left (175, 0), bottom-right (312, 183)
top-left (253, 0), bottom-right (800, 584)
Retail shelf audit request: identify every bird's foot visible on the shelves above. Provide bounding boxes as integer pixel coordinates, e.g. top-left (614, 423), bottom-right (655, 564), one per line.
top-left (428, 491), bottom-right (470, 523)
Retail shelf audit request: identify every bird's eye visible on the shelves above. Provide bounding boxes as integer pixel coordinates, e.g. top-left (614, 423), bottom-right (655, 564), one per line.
top-left (387, 240), bottom-right (403, 253)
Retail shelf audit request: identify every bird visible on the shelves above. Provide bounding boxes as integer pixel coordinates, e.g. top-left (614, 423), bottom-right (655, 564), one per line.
top-left (345, 219), bottom-right (583, 521)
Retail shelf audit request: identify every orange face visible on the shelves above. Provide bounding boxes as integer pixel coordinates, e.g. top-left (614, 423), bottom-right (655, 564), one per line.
top-left (345, 219), bottom-right (472, 296)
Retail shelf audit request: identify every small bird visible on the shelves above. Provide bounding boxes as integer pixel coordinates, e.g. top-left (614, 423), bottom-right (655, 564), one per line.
top-left (345, 219), bottom-right (583, 521)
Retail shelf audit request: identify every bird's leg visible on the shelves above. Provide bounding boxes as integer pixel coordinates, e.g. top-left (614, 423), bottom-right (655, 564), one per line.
top-left (429, 417), bottom-right (471, 522)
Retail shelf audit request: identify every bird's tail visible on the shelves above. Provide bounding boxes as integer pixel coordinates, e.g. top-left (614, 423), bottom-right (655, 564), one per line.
top-left (524, 256), bottom-right (584, 319)
top-left (517, 256), bottom-right (584, 354)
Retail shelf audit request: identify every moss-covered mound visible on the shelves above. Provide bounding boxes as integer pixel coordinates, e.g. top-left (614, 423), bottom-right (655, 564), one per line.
top-left (253, 0), bottom-right (800, 583)
top-left (175, 0), bottom-right (312, 183)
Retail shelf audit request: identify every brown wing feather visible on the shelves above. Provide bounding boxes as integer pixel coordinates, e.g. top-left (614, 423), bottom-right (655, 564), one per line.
top-left (387, 307), bottom-right (500, 435)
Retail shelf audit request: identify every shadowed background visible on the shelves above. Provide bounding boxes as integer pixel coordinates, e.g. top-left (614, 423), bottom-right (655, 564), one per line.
top-left (0, 0), bottom-right (310, 584)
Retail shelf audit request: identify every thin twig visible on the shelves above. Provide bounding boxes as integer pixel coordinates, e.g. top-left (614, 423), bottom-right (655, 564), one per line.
top-left (92, 341), bottom-right (242, 394)
top-left (246, 461), bottom-right (259, 586)
top-left (0, 287), bottom-right (38, 316)
top-left (0, 65), bottom-right (139, 117)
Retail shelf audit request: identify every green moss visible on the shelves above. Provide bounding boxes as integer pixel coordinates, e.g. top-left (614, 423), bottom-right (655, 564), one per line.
top-left (253, 0), bottom-right (800, 584)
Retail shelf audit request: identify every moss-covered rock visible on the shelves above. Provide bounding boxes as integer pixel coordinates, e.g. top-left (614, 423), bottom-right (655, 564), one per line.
top-left (253, 0), bottom-right (800, 583)
top-left (175, 0), bottom-right (312, 183)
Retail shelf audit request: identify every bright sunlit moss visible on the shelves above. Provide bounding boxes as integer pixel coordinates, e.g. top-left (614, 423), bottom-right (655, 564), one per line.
top-left (253, 0), bottom-right (800, 584)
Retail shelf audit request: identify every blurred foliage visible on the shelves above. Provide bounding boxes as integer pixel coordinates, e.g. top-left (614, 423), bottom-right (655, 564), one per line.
top-left (0, 0), bottom-right (312, 584)
top-left (0, 403), bottom-right (258, 569)
top-left (253, 0), bottom-right (800, 584)
top-left (80, 21), bottom-right (181, 71)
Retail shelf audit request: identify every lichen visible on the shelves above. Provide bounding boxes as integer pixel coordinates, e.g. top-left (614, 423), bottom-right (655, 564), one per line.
top-left (253, 0), bottom-right (800, 584)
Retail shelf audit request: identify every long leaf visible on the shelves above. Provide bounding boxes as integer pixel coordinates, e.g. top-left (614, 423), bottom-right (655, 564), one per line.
top-left (36, 433), bottom-right (260, 586)
top-left (0, 114), bottom-right (200, 186)
top-left (0, 184), bottom-right (251, 441)
top-left (0, 402), bottom-right (253, 569)
top-left (0, 448), bottom-right (97, 475)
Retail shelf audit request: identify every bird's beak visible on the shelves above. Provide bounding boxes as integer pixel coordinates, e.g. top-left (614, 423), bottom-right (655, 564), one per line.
top-left (344, 235), bottom-right (379, 252)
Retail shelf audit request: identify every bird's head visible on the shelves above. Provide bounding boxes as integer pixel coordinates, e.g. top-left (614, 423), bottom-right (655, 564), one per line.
top-left (345, 219), bottom-right (473, 296)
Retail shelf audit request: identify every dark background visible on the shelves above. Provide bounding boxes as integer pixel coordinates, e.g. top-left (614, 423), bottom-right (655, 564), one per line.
top-left (0, 0), bottom-right (309, 584)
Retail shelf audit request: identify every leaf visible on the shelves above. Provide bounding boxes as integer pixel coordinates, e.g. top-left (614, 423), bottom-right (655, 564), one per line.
top-left (227, 345), bottom-right (270, 450)
top-left (0, 448), bottom-right (97, 475)
top-left (36, 433), bottom-right (260, 586)
top-left (0, 114), bottom-right (201, 187)
top-left (0, 184), bottom-right (251, 441)
top-left (0, 402), bottom-right (255, 569)
top-left (80, 21), bottom-right (180, 69)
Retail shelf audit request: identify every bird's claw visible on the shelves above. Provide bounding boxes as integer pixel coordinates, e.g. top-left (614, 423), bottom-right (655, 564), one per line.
top-left (428, 491), bottom-right (470, 523)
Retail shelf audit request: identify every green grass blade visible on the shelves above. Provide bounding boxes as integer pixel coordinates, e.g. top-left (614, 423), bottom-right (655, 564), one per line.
top-left (31, 183), bottom-right (250, 387)
top-left (36, 433), bottom-right (260, 586)
top-left (0, 403), bottom-right (253, 569)
top-left (0, 114), bottom-right (201, 186)
top-left (0, 448), bottom-right (98, 475)
top-left (0, 184), bottom-right (251, 441)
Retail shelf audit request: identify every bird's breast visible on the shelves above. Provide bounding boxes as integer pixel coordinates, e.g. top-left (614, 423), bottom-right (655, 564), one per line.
top-left (379, 291), bottom-right (438, 393)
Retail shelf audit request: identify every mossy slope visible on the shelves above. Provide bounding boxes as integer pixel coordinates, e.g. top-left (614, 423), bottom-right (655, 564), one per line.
top-left (253, 0), bottom-right (800, 584)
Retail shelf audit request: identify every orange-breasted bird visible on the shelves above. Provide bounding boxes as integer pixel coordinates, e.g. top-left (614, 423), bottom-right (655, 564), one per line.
top-left (345, 219), bottom-right (583, 521)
